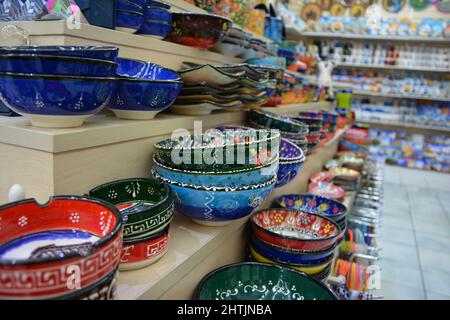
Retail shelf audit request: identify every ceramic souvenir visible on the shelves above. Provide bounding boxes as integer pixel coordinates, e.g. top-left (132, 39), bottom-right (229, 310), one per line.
top-left (137, 1), bottom-right (172, 39)
top-left (382, 0), bottom-right (405, 13)
top-left (137, 20), bottom-right (172, 39)
top-left (170, 101), bottom-right (244, 115)
top-left (179, 64), bottom-right (244, 86)
top-left (308, 181), bottom-right (345, 202)
top-left (301, 3), bottom-right (322, 23)
top-left (212, 41), bottom-right (246, 57)
top-left (276, 139), bottom-right (306, 188)
top-left (115, 9), bottom-right (144, 33)
top-left (329, 167), bottom-right (360, 181)
top-left (249, 109), bottom-right (309, 133)
top-left (117, 0), bottom-right (145, 11)
top-left (408, 0), bottom-right (431, 10)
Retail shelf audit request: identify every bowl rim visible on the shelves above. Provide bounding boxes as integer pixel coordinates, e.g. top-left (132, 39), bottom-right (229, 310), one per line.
top-left (117, 57), bottom-right (181, 81)
top-left (146, 0), bottom-right (171, 8)
top-left (250, 208), bottom-right (340, 242)
top-left (143, 18), bottom-right (172, 25)
top-left (250, 109), bottom-right (309, 130)
top-left (119, 0), bottom-right (144, 9)
top-left (179, 64), bottom-right (245, 80)
top-left (0, 196), bottom-right (122, 266)
top-left (279, 138), bottom-right (305, 162)
top-left (122, 222), bottom-right (170, 245)
top-left (117, 76), bottom-right (182, 84)
top-left (193, 261), bottom-right (338, 300)
top-left (0, 53), bottom-right (118, 66)
top-left (116, 8), bottom-right (145, 16)
top-left (0, 45), bottom-right (119, 53)
top-left (274, 193), bottom-right (348, 218)
top-left (171, 12), bottom-right (233, 24)
top-left (153, 170), bottom-right (277, 192)
top-left (0, 71), bottom-right (117, 81)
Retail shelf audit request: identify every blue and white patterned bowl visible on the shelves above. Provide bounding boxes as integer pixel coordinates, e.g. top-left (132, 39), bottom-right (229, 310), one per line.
top-left (153, 170), bottom-right (276, 226)
top-left (276, 138), bottom-right (305, 188)
top-left (115, 9), bottom-right (145, 34)
top-left (116, 58), bottom-right (180, 80)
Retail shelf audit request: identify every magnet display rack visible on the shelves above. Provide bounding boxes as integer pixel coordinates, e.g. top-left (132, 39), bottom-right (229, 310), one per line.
top-left (0, 14), bottom-right (349, 299)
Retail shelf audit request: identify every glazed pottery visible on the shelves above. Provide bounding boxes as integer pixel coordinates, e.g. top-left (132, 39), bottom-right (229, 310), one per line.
top-left (0, 196), bottom-right (122, 299)
top-left (117, 0), bottom-right (144, 11)
top-left (153, 171), bottom-right (276, 226)
top-left (153, 129), bottom-right (280, 172)
top-left (195, 262), bottom-right (337, 300)
top-left (137, 20), bottom-right (172, 39)
top-left (275, 194), bottom-right (347, 222)
top-left (153, 155), bottom-right (278, 188)
top-left (0, 46), bottom-right (119, 62)
top-left (250, 209), bottom-right (340, 251)
top-left (249, 109), bottom-right (309, 133)
top-left (137, 2), bottom-right (172, 39)
top-left (110, 58), bottom-right (182, 119)
top-left (143, 5), bottom-right (171, 21)
top-left (276, 138), bottom-right (305, 188)
top-left (115, 10), bottom-right (145, 33)
top-left (308, 181), bottom-right (345, 202)
top-left (329, 167), bottom-right (360, 181)
top-left (0, 54), bottom-right (118, 77)
top-left (147, 0), bottom-right (170, 9)
top-left (170, 101), bottom-right (243, 115)
top-left (120, 224), bottom-right (170, 270)
top-left (0, 73), bottom-right (116, 128)
top-left (169, 13), bottom-right (232, 49)
top-left (179, 64), bottom-right (244, 86)
top-left (89, 178), bottom-right (174, 240)
top-left (212, 40), bottom-right (245, 57)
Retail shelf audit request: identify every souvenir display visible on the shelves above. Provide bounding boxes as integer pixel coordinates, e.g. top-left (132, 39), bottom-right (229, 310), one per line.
top-left (382, 0), bottom-right (405, 13)
top-left (276, 138), bottom-right (306, 188)
top-left (136, 0), bottom-right (172, 39)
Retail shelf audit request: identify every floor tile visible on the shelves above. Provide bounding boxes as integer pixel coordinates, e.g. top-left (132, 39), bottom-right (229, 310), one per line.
top-left (380, 279), bottom-right (426, 300)
top-left (422, 268), bottom-right (450, 297)
top-left (382, 201), bottom-right (410, 217)
top-left (412, 214), bottom-right (450, 237)
top-left (409, 202), bottom-right (448, 220)
top-left (415, 232), bottom-right (450, 253)
top-left (426, 291), bottom-right (450, 300)
top-left (378, 258), bottom-right (424, 290)
top-left (383, 214), bottom-right (414, 231)
top-left (380, 225), bottom-right (416, 247)
top-left (380, 240), bottom-right (420, 265)
top-left (418, 248), bottom-right (450, 272)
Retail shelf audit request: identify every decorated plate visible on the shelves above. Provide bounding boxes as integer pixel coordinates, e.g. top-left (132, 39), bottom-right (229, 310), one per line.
top-left (339, 0), bottom-right (355, 7)
top-left (409, 0), bottom-right (431, 10)
top-left (350, 4), bottom-right (366, 16)
top-left (437, 0), bottom-right (450, 13)
top-left (318, 0), bottom-right (333, 10)
top-left (301, 3), bottom-right (323, 22)
top-left (330, 3), bottom-right (346, 16)
top-left (382, 0), bottom-right (406, 13)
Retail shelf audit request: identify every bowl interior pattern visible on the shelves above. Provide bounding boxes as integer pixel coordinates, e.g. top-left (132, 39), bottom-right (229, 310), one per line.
top-left (117, 58), bottom-right (180, 81)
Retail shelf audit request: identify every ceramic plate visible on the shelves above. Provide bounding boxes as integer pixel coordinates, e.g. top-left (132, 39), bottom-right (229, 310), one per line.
top-left (179, 64), bottom-right (244, 85)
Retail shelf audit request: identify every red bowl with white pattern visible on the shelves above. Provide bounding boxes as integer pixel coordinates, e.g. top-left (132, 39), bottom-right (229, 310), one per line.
top-left (0, 196), bottom-right (122, 299)
top-left (120, 224), bottom-right (170, 271)
top-left (250, 209), bottom-right (340, 251)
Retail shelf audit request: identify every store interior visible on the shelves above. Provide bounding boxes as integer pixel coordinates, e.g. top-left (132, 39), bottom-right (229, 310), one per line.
top-left (0, 0), bottom-right (448, 300)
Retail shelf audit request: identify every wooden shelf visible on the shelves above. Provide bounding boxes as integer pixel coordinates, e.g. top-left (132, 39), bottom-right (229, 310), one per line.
top-left (285, 70), bottom-right (319, 85)
top-left (337, 63), bottom-right (450, 74)
top-left (357, 120), bottom-right (450, 136)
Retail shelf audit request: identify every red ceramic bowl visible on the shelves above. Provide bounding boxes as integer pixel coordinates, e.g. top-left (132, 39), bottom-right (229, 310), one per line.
top-left (120, 224), bottom-right (170, 271)
top-left (250, 209), bottom-right (340, 251)
top-left (0, 196), bottom-right (122, 299)
top-left (308, 181), bottom-right (345, 202)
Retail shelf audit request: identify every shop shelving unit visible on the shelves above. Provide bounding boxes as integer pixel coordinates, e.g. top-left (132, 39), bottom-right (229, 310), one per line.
top-left (336, 63), bottom-right (450, 74)
top-left (334, 88), bottom-right (450, 103)
top-left (357, 119), bottom-right (450, 136)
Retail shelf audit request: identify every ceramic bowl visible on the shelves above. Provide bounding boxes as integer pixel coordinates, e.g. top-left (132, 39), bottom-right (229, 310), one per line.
top-left (249, 109), bottom-right (308, 133)
top-left (329, 167), bottom-right (361, 181)
top-left (153, 171), bottom-right (276, 226)
top-left (276, 138), bottom-right (305, 188)
top-left (126, 0), bottom-right (147, 7)
top-left (0, 54), bottom-right (118, 77)
top-left (153, 129), bottom-right (280, 172)
top-left (116, 58), bottom-right (180, 80)
top-left (179, 64), bottom-right (243, 86)
top-left (147, 0), bottom-right (170, 9)
top-left (120, 224), bottom-right (170, 270)
top-left (308, 181), bottom-right (345, 202)
top-left (250, 209), bottom-right (340, 251)
top-left (0, 196), bottom-right (122, 299)
top-left (115, 10), bottom-right (145, 33)
top-left (0, 73), bottom-right (116, 128)
top-left (275, 194), bottom-right (347, 222)
top-left (169, 13), bottom-right (232, 49)
top-left (89, 178), bottom-right (174, 240)
top-left (143, 5), bottom-right (171, 21)
top-left (0, 46), bottom-right (119, 62)
top-left (117, 0), bottom-right (144, 11)
top-left (212, 41), bottom-right (246, 57)
top-left (195, 262), bottom-right (337, 300)
top-left (153, 155), bottom-right (279, 188)
top-left (137, 20), bottom-right (172, 39)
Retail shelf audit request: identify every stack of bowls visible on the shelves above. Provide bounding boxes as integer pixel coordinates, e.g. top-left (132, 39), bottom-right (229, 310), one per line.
top-left (89, 178), bottom-right (174, 271)
top-left (292, 115), bottom-right (323, 154)
top-left (0, 46), bottom-right (118, 128)
top-left (109, 58), bottom-right (182, 119)
top-left (248, 208), bottom-right (340, 281)
top-left (0, 196), bottom-right (122, 299)
top-left (211, 26), bottom-right (247, 57)
top-left (152, 128), bottom-right (280, 226)
top-left (137, 0), bottom-right (172, 39)
top-left (276, 138), bottom-right (305, 188)
top-left (115, 0), bottom-right (145, 34)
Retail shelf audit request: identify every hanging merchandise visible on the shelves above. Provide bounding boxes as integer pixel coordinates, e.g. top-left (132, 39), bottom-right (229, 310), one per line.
top-left (409, 0), bottom-right (432, 10)
top-left (382, 0), bottom-right (406, 13)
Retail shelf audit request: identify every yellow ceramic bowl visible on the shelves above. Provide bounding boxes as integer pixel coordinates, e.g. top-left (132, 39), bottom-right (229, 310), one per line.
top-left (249, 246), bottom-right (331, 275)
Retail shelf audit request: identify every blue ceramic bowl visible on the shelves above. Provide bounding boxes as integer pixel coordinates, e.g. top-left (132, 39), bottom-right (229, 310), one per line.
top-left (153, 171), bottom-right (276, 226)
top-left (147, 0), bottom-right (170, 9)
top-left (276, 138), bottom-right (305, 188)
top-left (249, 233), bottom-right (335, 264)
top-left (153, 155), bottom-right (279, 188)
top-left (116, 58), bottom-right (180, 80)
top-left (144, 5), bottom-right (171, 21)
top-left (117, 0), bottom-right (144, 11)
top-left (0, 46), bottom-right (119, 62)
top-left (275, 194), bottom-right (347, 222)
top-left (0, 54), bottom-right (117, 77)
top-left (0, 73), bottom-right (116, 128)
top-left (137, 20), bottom-right (172, 39)
top-left (116, 9), bottom-right (145, 33)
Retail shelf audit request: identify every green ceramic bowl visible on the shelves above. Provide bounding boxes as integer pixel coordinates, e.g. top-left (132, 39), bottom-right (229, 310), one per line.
top-left (249, 109), bottom-right (308, 133)
top-left (89, 178), bottom-right (174, 240)
top-left (154, 129), bottom-right (280, 172)
top-left (195, 262), bottom-right (338, 300)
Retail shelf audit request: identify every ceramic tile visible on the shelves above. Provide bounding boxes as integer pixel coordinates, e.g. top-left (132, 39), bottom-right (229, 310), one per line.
top-left (378, 258), bottom-right (424, 290)
top-left (382, 200), bottom-right (410, 217)
top-left (383, 214), bottom-right (414, 231)
top-left (406, 186), bottom-right (441, 206)
top-left (418, 248), bottom-right (450, 272)
top-left (380, 225), bottom-right (416, 247)
top-left (409, 202), bottom-right (448, 220)
top-left (422, 268), bottom-right (450, 297)
top-left (380, 279), bottom-right (426, 300)
top-left (415, 231), bottom-right (450, 253)
top-left (380, 241), bottom-right (420, 265)
top-left (426, 291), bottom-right (450, 300)
top-left (412, 214), bottom-right (450, 237)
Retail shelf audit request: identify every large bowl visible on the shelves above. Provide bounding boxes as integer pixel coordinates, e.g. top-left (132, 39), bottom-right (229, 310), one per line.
top-left (195, 262), bottom-right (337, 300)
top-left (0, 72), bottom-right (116, 128)
top-left (250, 209), bottom-right (340, 251)
top-left (308, 181), bottom-right (345, 202)
top-left (153, 171), bottom-right (276, 226)
top-left (249, 109), bottom-right (308, 133)
top-left (275, 194), bottom-right (347, 222)
top-left (169, 13), bottom-right (232, 49)
top-left (137, 3), bottom-right (172, 39)
top-left (0, 196), bottom-right (122, 299)
top-left (89, 178), bottom-right (174, 240)
top-left (0, 46), bottom-right (119, 62)
top-left (110, 58), bottom-right (182, 119)
top-left (276, 138), bottom-right (305, 188)
top-left (115, 9), bottom-right (145, 33)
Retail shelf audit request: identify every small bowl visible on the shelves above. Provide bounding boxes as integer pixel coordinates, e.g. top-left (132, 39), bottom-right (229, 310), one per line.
top-left (249, 109), bottom-right (308, 133)
top-left (169, 13), bottom-right (232, 49)
top-left (276, 138), bottom-right (305, 188)
top-left (0, 54), bottom-right (118, 77)
top-left (117, 0), bottom-right (144, 11)
top-left (115, 9), bottom-right (145, 33)
top-left (143, 5), bottom-right (171, 21)
top-left (0, 72), bottom-right (116, 128)
top-left (89, 178), bottom-right (174, 240)
top-left (147, 0), bottom-right (170, 9)
top-left (137, 19), bottom-right (172, 39)
top-left (308, 181), bottom-right (345, 202)
top-left (0, 46), bottom-right (119, 62)
top-left (153, 171), bottom-right (276, 226)
top-left (275, 194), bottom-right (347, 222)
top-left (195, 262), bottom-right (338, 300)
top-left (250, 209), bottom-right (340, 251)
top-left (0, 196), bottom-right (122, 299)
top-left (120, 224), bottom-right (170, 270)
top-left (212, 41), bottom-right (246, 57)
top-left (116, 58), bottom-right (180, 81)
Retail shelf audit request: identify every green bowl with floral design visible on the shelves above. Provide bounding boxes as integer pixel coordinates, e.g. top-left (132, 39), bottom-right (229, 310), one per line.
top-left (249, 109), bottom-right (308, 133)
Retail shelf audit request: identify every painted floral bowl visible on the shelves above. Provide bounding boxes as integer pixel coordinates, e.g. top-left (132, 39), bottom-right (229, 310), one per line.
top-left (152, 155), bottom-right (279, 188)
top-left (153, 171), bottom-right (276, 226)
top-left (153, 129), bottom-right (280, 172)
top-left (275, 194), bottom-right (347, 222)
top-left (89, 178), bottom-right (174, 240)
top-left (0, 72), bottom-right (116, 128)
top-left (0, 196), bottom-right (122, 299)
top-left (249, 109), bottom-right (308, 133)
top-left (115, 9), bottom-right (145, 33)
top-left (0, 54), bottom-right (118, 77)
top-left (250, 209), bottom-right (340, 251)
top-left (195, 262), bottom-right (337, 300)
top-left (110, 58), bottom-right (182, 119)
top-left (169, 13), bottom-right (232, 49)
top-left (276, 139), bottom-right (305, 188)
top-left (120, 224), bottom-right (170, 271)
top-left (0, 46), bottom-right (119, 62)
top-left (308, 181), bottom-right (345, 202)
